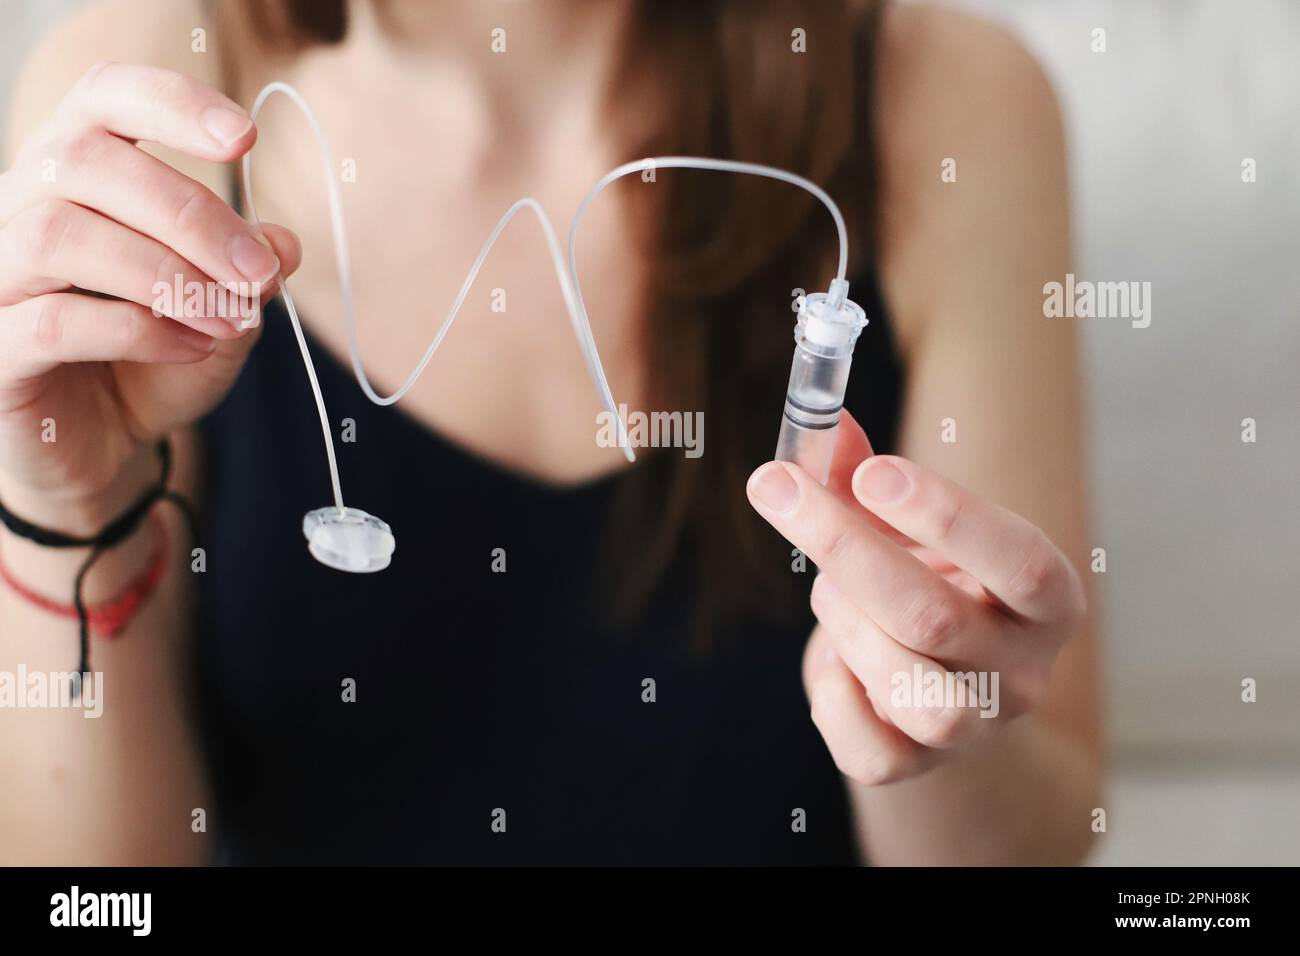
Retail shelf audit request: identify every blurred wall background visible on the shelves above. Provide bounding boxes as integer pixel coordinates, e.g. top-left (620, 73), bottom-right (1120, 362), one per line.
top-left (941, 0), bottom-right (1300, 864)
top-left (2, 0), bottom-right (1297, 864)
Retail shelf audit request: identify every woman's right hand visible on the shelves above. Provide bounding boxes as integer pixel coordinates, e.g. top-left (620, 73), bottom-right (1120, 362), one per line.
top-left (0, 62), bottom-right (300, 530)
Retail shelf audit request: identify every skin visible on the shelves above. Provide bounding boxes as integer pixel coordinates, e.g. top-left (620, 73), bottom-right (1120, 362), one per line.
top-left (0, 0), bottom-right (1101, 865)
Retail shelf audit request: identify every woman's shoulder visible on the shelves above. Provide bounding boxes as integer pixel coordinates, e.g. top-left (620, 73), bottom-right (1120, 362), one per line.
top-left (877, 3), bottom-right (1057, 94)
top-left (7, 0), bottom-right (218, 164)
top-left (875, 3), bottom-right (1062, 159)
top-left (873, 3), bottom-right (1068, 352)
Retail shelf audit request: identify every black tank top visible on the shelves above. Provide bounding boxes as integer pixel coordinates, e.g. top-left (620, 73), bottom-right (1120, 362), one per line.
top-left (196, 260), bottom-right (903, 864)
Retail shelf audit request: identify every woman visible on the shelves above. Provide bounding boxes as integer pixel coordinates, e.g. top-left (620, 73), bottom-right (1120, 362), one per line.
top-left (0, 0), bottom-right (1101, 864)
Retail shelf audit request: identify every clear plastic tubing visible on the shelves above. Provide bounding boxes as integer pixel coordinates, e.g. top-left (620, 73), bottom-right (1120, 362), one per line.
top-left (240, 82), bottom-right (861, 569)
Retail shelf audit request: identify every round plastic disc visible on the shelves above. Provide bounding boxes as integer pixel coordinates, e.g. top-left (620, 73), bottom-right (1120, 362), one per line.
top-left (302, 506), bottom-right (395, 573)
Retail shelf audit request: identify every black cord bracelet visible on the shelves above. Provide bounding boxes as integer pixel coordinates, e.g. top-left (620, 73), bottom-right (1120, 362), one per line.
top-left (0, 439), bottom-right (201, 697)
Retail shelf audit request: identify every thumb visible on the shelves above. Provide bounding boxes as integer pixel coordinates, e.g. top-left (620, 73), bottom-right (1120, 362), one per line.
top-left (114, 223), bottom-right (304, 438)
top-left (146, 221), bottom-right (301, 431)
top-left (257, 223), bottom-right (303, 281)
top-left (207, 222), bottom-right (301, 363)
top-left (825, 408), bottom-right (911, 544)
top-left (825, 407), bottom-right (873, 503)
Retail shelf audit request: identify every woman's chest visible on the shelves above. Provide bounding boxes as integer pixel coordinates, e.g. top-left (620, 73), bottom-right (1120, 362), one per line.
top-left (197, 356), bottom-right (854, 862)
top-left (244, 90), bottom-right (654, 485)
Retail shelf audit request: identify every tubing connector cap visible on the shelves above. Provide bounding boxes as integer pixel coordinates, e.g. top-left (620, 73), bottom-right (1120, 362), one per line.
top-left (826, 277), bottom-right (850, 312)
top-left (796, 281), bottom-right (868, 354)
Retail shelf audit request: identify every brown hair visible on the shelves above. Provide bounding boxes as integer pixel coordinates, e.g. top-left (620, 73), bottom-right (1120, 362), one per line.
top-left (223, 0), bottom-right (884, 639)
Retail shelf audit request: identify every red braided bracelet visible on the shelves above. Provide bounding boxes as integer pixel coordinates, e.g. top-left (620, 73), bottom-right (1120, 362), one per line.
top-left (0, 514), bottom-right (168, 638)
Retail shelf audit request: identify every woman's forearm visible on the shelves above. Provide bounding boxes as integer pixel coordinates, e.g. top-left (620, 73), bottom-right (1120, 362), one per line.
top-left (850, 714), bottom-right (1103, 866)
top-left (0, 461), bottom-right (209, 865)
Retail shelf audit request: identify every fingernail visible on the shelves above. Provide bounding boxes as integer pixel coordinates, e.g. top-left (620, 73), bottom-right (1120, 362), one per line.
top-left (749, 462), bottom-right (799, 514)
top-left (203, 107), bottom-right (253, 148)
top-left (230, 234), bottom-right (280, 284)
top-left (174, 326), bottom-right (217, 353)
top-left (814, 574), bottom-right (840, 601)
top-left (856, 459), bottom-right (911, 504)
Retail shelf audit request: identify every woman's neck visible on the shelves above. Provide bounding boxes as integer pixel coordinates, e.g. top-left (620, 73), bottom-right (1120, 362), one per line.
top-left (341, 0), bottom-right (637, 145)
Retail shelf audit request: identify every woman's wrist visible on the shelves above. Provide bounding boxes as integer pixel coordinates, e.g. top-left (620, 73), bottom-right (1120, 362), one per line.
top-left (0, 443), bottom-right (160, 537)
top-left (0, 445), bottom-right (164, 601)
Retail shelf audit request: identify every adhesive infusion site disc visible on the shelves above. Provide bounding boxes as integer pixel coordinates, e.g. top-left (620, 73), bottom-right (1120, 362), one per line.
top-left (302, 506), bottom-right (396, 573)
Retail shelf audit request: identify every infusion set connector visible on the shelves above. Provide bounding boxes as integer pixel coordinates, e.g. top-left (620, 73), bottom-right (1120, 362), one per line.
top-left (774, 278), bottom-right (868, 485)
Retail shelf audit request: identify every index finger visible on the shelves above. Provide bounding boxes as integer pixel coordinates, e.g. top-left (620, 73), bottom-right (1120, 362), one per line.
top-left (851, 455), bottom-right (1086, 625)
top-left (747, 459), bottom-right (1008, 670)
top-left (60, 62), bottom-right (255, 161)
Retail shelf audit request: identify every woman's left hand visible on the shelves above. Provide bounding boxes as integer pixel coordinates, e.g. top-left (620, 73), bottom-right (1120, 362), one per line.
top-left (746, 411), bottom-right (1087, 786)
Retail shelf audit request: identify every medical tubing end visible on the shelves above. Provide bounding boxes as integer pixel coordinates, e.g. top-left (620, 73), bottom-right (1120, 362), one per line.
top-left (826, 277), bottom-right (850, 312)
top-left (774, 291), bottom-right (868, 485)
